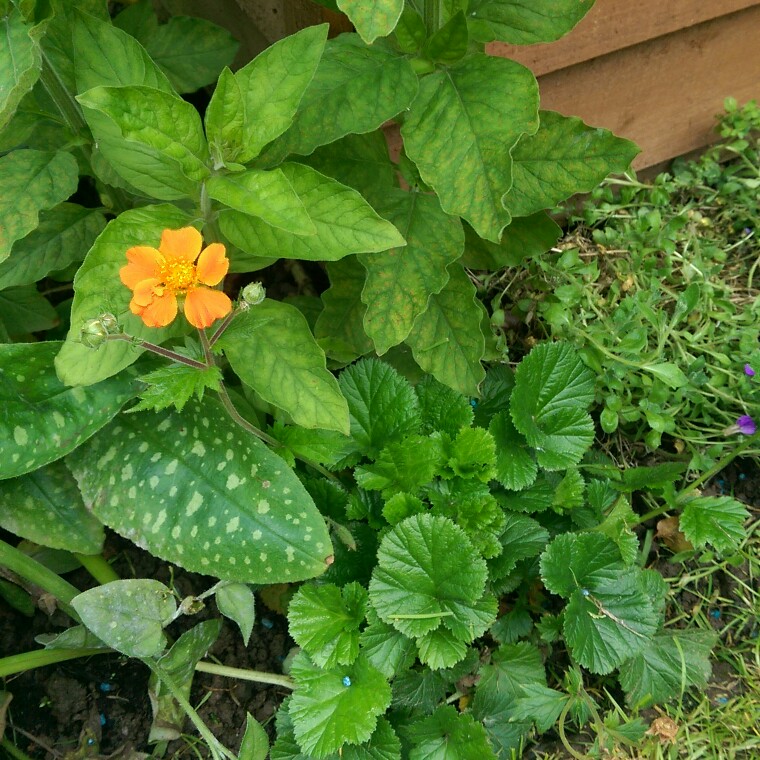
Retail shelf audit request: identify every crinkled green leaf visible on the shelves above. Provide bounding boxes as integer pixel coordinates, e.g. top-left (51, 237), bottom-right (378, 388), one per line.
top-left (679, 495), bottom-right (749, 554)
top-left (406, 263), bottom-right (486, 396)
top-left (392, 667), bottom-right (447, 711)
top-left (382, 492), bottom-right (425, 525)
top-left (216, 583), bottom-right (256, 646)
top-left (270, 422), bottom-right (355, 471)
top-left (468, 0), bottom-right (595, 44)
top-left (0, 149), bottom-right (78, 263)
top-left (489, 411), bottom-right (537, 491)
top-left (0, 342), bottom-right (135, 480)
top-left (337, 0), bottom-right (403, 44)
top-left (221, 163), bottom-right (404, 267)
top-left (359, 611), bottom-right (416, 678)
top-left (473, 364), bottom-right (514, 425)
top-left (67, 398), bottom-right (333, 583)
top-left (129, 363), bottom-right (222, 414)
top-left (55, 204), bottom-right (192, 386)
top-left (488, 512), bottom-right (549, 580)
top-left (510, 341), bottom-right (595, 470)
top-left (217, 299), bottom-right (349, 434)
top-left (408, 705), bottom-right (496, 760)
top-left (504, 111), bottom-right (640, 217)
top-left (416, 375), bottom-right (473, 437)
top-left (594, 496), bottom-right (639, 565)
top-left (495, 471), bottom-right (555, 513)
top-left (510, 684), bottom-right (569, 732)
top-left (402, 54), bottom-right (538, 242)
top-left (0, 10), bottom-right (43, 131)
top-left (72, 579), bottom-right (176, 657)
top-left (289, 651), bottom-right (391, 758)
top-left (445, 426), bottom-right (496, 481)
top-left (360, 190), bottom-right (463, 355)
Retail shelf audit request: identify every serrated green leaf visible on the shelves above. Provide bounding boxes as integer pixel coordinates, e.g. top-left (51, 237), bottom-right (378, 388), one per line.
top-left (679, 496), bottom-right (748, 553)
top-left (360, 190), bottom-right (463, 355)
top-left (55, 205), bottom-right (192, 386)
top-left (369, 514), bottom-right (493, 640)
top-left (402, 54), bottom-right (538, 241)
top-left (207, 169), bottom-right (316, 235)
top-left (408, 705), bottom-right (496, 760)
top-left (415, 621), bottom-right (468, 669)
top-left (382, 492), bottom-right (425, 525)
top-left (66, 398), bottom-right (333, 583)
top-left (339, 358), bottom-right (420, 458)
top-left (239, 713), bottom-right (269, 760)
top-left (72, 579), bottom-right (176, 657)
top-left (416, 375), bottom-right (473, 437)
top-left (511, 683), bottom-right (569, 732)
top-left (0, 149), bottom-right (78, 263)
top-left (473, 364), bottom-right (514, 425)
top-left (78, 85), bottom-right (209, 200)
top-left (510, 341), bottom-right (595, 470)
top-left (0, 10), bottom-right (43, 131)
top-left (266, 35), bottom-right (418, 161)
top-left (271, 422), bottom-right (355, 471)
top-left (221, 163), bottom-right (404, 268)
top-left (216, 583), bottom-right (256, 646)
top-left (142, 15), bottom-right (238, 94)
top-left (504, 111), bottom-right (640, 217)
top-left (129, 364), bottom-right (222, 414)
top-left (406, 263), bottom-right (486, 396)
top-left (619, 629), bottom-right (717, 707)
top-left (337, 0), bottom-right (403, 44)
top-left (468, 0), bottom-right (595, 44)
top-left (217, 299), bottom-right (349, 434)
top-left (489, 411), bottom-right (537, 490)
top-left (0, 342), bottom-right (135, 480)
top-left (289, 651), bottom-right (391, 758)
top-left (0, 285), bottom-right (58, 336)
top-left (392, 667), bottom-right (447, 711)
top-left (594, 496), bottom-right (638, 565)
top-left (0, 204), bottom-right (106, 289)
top-left (488, 512), bottom-right (549, 580)
top-left (446, 427), bottom-right (496, 482)
top-left (495, 471), bottom-right (555, 513)
top-left (359, 612), bottom-right (416, 678)
top-left (618, 462), bottom-right (687, 492)
top-left (0, 461), bottom-right (104, 553)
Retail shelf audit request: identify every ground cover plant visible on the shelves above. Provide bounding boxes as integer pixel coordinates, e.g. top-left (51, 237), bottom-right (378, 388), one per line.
top-left (0, 0), bottom-right (756, 757)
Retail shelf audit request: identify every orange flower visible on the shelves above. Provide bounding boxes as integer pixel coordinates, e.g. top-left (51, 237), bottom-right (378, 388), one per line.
top-left (120, 227), bottom-right (232, 329)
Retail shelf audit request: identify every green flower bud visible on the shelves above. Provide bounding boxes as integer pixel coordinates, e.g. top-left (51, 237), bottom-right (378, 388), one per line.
top-left (98, 312), bottom-right (120, 334)
top-left (80, 318), bottom-right (109, 349)
top-left (241, 281), bottom-right (266, 306)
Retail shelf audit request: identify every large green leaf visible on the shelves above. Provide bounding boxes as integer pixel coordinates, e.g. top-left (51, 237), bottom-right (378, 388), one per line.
top-left (468, 0), bottom-right (595, 44)
top-left (0, 9), bottom-right (43, 131)
top-left (266, 35), bottom-right (418, 161)
top-left (0, 204), bottom-right (106, 289)
top-left (0, 342), bottom-right (135, 480)
top-left (0, 149), bottom-right (79, 263)
top-left (405, 263), bottom-right (486, 396)
top-left (55, 205), bottom-right (191, 386)
top-left (77, 85), bottom-right (209, 200)
top-left (360, 190), bottom-right (463, 355)
top-left (408, 705), bottom-right (496, 760)
top-left (0, 461), bottom-right (104, 553)
top-left (489, 411), bottom-right (537, 491)
top-left (679, 495), bottom-right (749, 554)
top-left (67, 398), bottom-right (333, 583)
top-left (216, 299), bottom-right (349, 434)
top-left (402, 54), bottom-right (538, 242)
top-left (0, 285), bottom-right (58, 336)
top-left (504, 111), bottom-right (640, 217)
top-left (337, 0), bottom-right (404, 44)
top-left (220, 163), bottom-right (404, 267)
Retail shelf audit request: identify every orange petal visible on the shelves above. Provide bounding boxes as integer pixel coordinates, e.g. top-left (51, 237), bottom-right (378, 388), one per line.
top-left (159, 227), bottom-right (203, 262)
top-left (184, 287), bottom-right (232, 329)
top-left (196, 243), bottom-right (229, 286)
top-left (131, 278), bottom-right (162, 307)
top-left (140, 291), bottom-right (178, 327)
top-left (120, 246), bottom-right (161, 289)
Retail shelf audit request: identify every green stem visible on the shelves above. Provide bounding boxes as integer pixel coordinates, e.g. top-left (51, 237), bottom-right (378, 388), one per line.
top-left (423, 0), bottom-right (442, 35)
top-left (39, 50), bottom-right (89, 138)
top-left (74, 553), bottom-right (120, 585)
top-left (1, 738), bottom-right (35, 760)
top-left (0, 539), bottom-right (80, 621)
top-left (106, 333), bottom-right (209, 370)
top-left (557, 698), bottom-right (586, 760)
top-left (0, 647), bottom-right (109, 678)
top-left (195, 660), bottom-right (295, 689)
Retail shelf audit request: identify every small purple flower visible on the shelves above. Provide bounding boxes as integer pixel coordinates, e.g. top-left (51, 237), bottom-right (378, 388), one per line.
top-left (744, 363), bottom-right (755, 377)
top-left (737, 415), bottom-right (756, 435)
top-left (743, 227), bottom-right (753, 236)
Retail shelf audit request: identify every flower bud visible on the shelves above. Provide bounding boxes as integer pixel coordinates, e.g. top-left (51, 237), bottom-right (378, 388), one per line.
top-left (80, 318), bottom-right (109, 349)
top-left (98, 312), bottom-right (120, 334)
top-left (241, 281), bottom-right (266, 306)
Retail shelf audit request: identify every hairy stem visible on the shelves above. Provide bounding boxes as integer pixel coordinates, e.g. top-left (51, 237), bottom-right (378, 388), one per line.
top-left (106, 333), bottom-right (208, 370)
top-left (195, 660), bottom-right (295, 689)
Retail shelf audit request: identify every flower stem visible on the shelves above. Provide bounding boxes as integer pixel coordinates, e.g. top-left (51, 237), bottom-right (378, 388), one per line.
top-left (208, 308), bottom-right (241, 348)
top-left (106, 333), bottom-right (209, 369)
top-left (73, 553), bottom-right (120, 585)
top-left (195, 660), bottom-right (295, 689)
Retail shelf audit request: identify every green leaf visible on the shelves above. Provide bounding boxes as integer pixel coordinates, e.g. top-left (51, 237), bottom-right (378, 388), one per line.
top-left (619, 630), bottom-right (717, 707)
top-left (679, 496), bottom-right (749, 553)
top-left (129, 364), bottom-right (222, 414)
top-left (37, 624), bottom-right (107, 651)
top-left (220, 163), bottom-right (405, 267)
top-left (408, 705), bottom-right (496, 760)
top-left (0, 342), bottom-right (135, 480)
top-left (289, 582), bottom-right (367, 668)
top-left (392, 667), bottom-right (447, 712)
top-left (77, 85), bottom-right (209, 200)
top-left (0, 285), bottom-right (58, 336)
top-left (424, 11), bottom-right (469, 64)
top-left (511, 683), bottom-right (569, 732)
top-left (406, 263), bottom-right (486, 396)
top-left (337, 0), bottom-right (404, 44)
top-left (205, 67), bottom-right (245, 166)
top-left (504, 111), bottom-right (640, 217)
top-left (393, 6), bottom-right (427, 53)
top-left (338, 358), bottom-right (420, 458)
top-left (368, 514), bottom-right (493, 641)
top-left (415, 375), bottom-right (473, 437)
top-left (360, 190), bottom-right (463, 355)
top-left (495, 471), bottom-right (554, 514)
top-left (55, 205), bottom-right (192, 386)
top-left (217, 299), bottom-right (349, 434)
top-left (359, 612), bottom-right (416, 678)
top-left (289, 651), bottom-right (391, 758)
top-left (0, 461), bottom-right (104, 553)
top-left (267, 34), bottom-right (418, 160)
top-left (510, 341), bottom-right (595, 470)
top-left (142, 15), bottom-right (238, 94)
top-left (72, 579), bottom-right (176, 657)
top-left (489, 411), bottom-right (537, 490)
top-left (0, 149), bottom-right (78, 263)
top-left (446, 427), bottom-right (496, 482)
top-left (66, 398), bottom-right (333, 583)
top-left (216, 583), bottom-right (256, 646)
top-left (0, 204), bottom-right (106, 289)
top-left (402, 53), bottom-right (538, 242)
top-left (468, 0), bottom-right (595, 44)
top-left (488, 512), bottom-right (549, 580)
top-left (642, 362), bottom-right (690, 389)
top-left (0, 10), bottom-right (43, 131)
top-left (239, 714), bottom-right (269, 760)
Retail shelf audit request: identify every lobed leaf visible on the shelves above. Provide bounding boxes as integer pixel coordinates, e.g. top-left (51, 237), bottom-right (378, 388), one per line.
top-left (679, 496), bottom-right (748, 554)
top-left (489, 411), bottom-right (537, 491)
top-left (408, 705), bottom-right (496, 760)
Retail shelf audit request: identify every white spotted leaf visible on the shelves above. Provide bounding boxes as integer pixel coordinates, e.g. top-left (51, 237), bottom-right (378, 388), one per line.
top-left (0, 342), bottom-right (136, 480)
top-left (66, 398), bottom-right (333, 584)
top-left (72, 579), bottom-right (177, 658)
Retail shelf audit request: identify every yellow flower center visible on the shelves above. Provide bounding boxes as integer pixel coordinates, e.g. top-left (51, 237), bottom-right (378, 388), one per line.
top-left (159, 257), bottom-right (196, 292)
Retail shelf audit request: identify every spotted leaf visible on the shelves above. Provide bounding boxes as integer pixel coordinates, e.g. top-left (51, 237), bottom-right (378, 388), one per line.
top-left (66, 398), bottom-right (333, 584)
